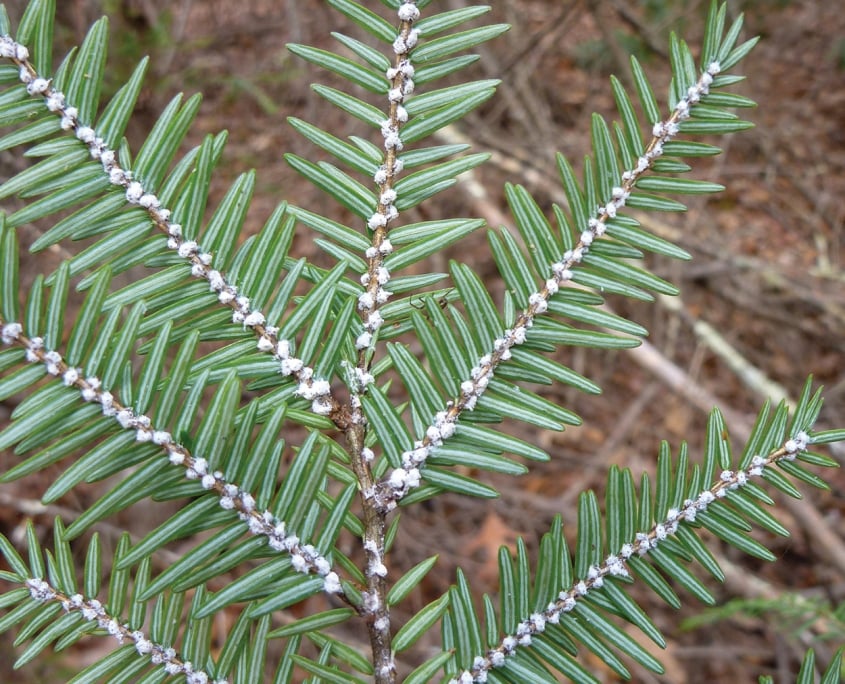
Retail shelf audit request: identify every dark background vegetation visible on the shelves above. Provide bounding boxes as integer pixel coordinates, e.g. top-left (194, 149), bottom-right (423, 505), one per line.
top-left (1, 0), bottom-right (844, 681)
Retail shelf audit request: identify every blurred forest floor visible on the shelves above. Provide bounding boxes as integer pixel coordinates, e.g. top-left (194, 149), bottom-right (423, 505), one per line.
top-left (1, 0), bottom-right (844, 681)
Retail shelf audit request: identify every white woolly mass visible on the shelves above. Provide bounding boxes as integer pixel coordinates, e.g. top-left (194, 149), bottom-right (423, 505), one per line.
top-left (397, 3), bottom-right (420, 22)
top-left (0, 322), bottom-right (22, 344)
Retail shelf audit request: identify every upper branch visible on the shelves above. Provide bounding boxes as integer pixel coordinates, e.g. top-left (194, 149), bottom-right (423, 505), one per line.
top-left (354, 2), bottom-right (420, 354)
top-left (0, 33), bottom-right (352, 429)
top-left (369, 62), bottom-right (725, 512)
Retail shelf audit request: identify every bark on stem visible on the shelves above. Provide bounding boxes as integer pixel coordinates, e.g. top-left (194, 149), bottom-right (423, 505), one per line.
top-left (347, 423), bottom-right (394, 684)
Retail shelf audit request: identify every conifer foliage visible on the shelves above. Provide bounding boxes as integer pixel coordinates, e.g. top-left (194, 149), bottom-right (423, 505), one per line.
top-left (0, 1), bottom-right (842, 682)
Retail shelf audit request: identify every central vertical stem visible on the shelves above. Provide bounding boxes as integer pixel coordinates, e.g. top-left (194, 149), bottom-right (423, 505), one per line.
top-left (348, 423), bottom-right (394, 684)
top-left (347, 7), bottom-right (420, 681)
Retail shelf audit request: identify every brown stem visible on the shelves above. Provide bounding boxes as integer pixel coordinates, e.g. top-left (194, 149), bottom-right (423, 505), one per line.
top-left (347, 423), bottom-right (394, 683)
